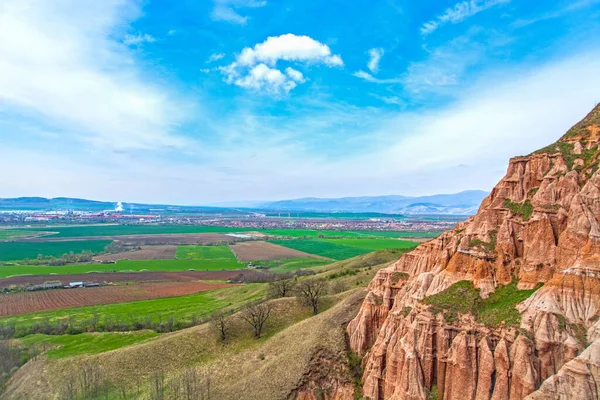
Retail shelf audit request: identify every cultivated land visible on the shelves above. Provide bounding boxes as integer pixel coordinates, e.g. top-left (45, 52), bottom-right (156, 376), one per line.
top-left (92, 245), bottom-right (177, 262)
top-left (0, 270), bottom-right (249, 290)
top-left (21, 233), bottom-right (236, 245)
top-left (259, 257), bottom-right (331, 273)
top-left (320, 238), bottom-right (418, 250)
top-left (0, 230), bottom-right (47, 240)
top-left (0, 240), bottom-right (111, 261)
top-left (2, 248), bottom-right (406, 399)
top-left (0, 284), bottom-right (265, 329)
top-left (0, 281), bottom-right (234, 317)
top-left (269, 239), bottom-right (373, 260)
top-left (10, 225), bottom-right (246, 238)
top-left (0, 259), bottom-right (245, 279)
top-left (175, 245), bottom-right (237, 261)
top-left (229, 241), bottom-right (326, 261)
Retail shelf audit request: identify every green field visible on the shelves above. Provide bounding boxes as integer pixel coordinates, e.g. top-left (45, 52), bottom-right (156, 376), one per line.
top-left (354, 230), bottom-right (439, 238)
top-left (0, 259), bottom-right (245, 278)
top-left (0, 240), bottom-right (112, 261)
top-left (259, 257), bottom-right (331, 273)
top-left (269, 239), bottom-right (371, 260)
top-left (175, 245), bottom-right (237, 261)
top-left (20, 331), bottom-right (159, 359)
top-left (0, 230), bottom-right (45, 240)
top-left (0, 284), bottom-right (265, 329)
top-left (11, 225), bottom-right (248, 238)
top-left (321, 238), bottom-right (418, 250)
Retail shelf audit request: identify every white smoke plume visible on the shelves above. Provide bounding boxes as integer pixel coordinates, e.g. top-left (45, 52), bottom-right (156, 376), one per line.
top-left (115, 201), bottom-right (124, 212)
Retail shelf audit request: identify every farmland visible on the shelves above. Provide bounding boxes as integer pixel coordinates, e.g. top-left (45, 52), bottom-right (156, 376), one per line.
top-left (0, 230), bottom-right (46, 240)
top-left (229, 241), bottom-right (324, 261)
top-left (268, 239), bottom-right (371, 260)
top-left (175, 245), bottom-right (237, 261)
top-left (92, 245), bottom-right (177, 262)
top-left (0, 284), bottom-right (265, 329)
top-left (320, 238), bottom-right (418, 250)
top-left (10, 225), bottom-right (246, 238)
top-left (0, 270), bottom-right (251, 290)
top-left (258, 257), bottom-right (331, 273)
top-left (0, 281), bottom-right (233, 317)
top-left (0, 259), bottom-right (245, 279)
top-left (0, 240), bottom-right (111, 261)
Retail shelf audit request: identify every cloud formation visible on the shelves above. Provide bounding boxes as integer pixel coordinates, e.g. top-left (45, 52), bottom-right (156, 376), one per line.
top-left (220, 34), bottom-right (343, 94)
top-left (211, 0), bottom-right (267, 25)
top-left (0, 0), bottom-right (191, 151)
top-left (123, 33), bottom-right (155, 46)
top-left (367, 48), bottom-right (384, 73)
top-left (207, 53), bottom-right (225, 62)
top-left (421, 0), bottom-right (509, 36)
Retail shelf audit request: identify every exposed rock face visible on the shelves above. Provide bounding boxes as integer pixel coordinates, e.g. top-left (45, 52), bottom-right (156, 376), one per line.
top-left (348, 105), bottom-right (600, 399)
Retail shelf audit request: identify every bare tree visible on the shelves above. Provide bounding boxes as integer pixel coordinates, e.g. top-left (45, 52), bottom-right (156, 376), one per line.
top-left (239, 302), bottom-right (273, 339)
top-left (297, 278), bottom-right (328, 315)
top-left (267, 277), bottom-right (296, 298)
top-left (210, 311), bottom-right (230, 341)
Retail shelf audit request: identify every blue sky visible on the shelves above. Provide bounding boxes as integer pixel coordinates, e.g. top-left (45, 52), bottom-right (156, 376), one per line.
top-left (1, 0), bottom-right (600, 205)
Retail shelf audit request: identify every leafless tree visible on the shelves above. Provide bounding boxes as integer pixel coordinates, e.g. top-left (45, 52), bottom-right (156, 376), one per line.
top-left (210, 311), bottom-right (230, 341)
top-left (267, 277), bottom-right (296, 298)
top-left (297, 278), bottom-right (328, 315)
top-left (239, 302), bottom-right (273, 339)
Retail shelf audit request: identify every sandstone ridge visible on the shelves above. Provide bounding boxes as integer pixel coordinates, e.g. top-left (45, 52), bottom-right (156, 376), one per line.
top-left (347, 104), bottom-right (600, 400)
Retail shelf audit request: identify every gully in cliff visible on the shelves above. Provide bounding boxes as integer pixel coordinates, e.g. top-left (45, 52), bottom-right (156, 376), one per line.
top-left (347, 104), bottom-right (600, 400)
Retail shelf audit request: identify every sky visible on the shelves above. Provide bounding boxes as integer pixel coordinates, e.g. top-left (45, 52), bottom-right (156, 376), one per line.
top-left (1, 0), bottom-right (600, 205)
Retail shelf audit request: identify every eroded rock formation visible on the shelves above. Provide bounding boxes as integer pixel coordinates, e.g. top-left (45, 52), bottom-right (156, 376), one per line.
top-left (348, 104), bottom-right (600, 399)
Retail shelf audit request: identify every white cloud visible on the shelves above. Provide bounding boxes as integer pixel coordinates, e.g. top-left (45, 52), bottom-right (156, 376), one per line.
top-left (123, 33), bottom-right (156, 46)
top-left (207, 52), bottom-right (225, 63)
top-left (285, 67), bottom-right (305, 83)
top-left (220, 34), bottom-right (343, 94)
top-left (353, 70), bottom-right (402, 84)
top-left (367, 48), bottom-right (384, 73)
top-left (211, 0), bottom-right (267, 25)
top-left (421, 0), bottom-right (510, 36)
top-left (200, 68), bottom-right (211, 73)
top-left (168, 29), bottom-right (177, 35)
top-left (236, 34), bottom-right (343, 67)
top-left (0, 0), bottom-right (191, 151)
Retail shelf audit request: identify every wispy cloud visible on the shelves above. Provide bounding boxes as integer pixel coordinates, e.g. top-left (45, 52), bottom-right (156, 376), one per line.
top-left (211, 0), bottom-right (267, 25)
top-left (207, 53), bottom-right (225, 63)
top-left (219, 34), bottom-right (342, 94)
top-left (0, 0), bottom-right (192, 151)
top-left (353, 70), bottom-right (402, 84)
top-left (513, 0), bottom-right (600, 27)
top-left (123, 33), bottom-right (156, 46)
top-left (421, 0), bottom-right (510, 36)
top-left (367, 48), bottom-right (384, 73)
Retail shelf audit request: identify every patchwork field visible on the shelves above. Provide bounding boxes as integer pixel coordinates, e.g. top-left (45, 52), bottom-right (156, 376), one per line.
top-left (0, 281), bottom-right (234, 317)
top-left (0, 230), bottom-right (47, 240)
top-left (268, 239), bottom-right (371, 260)
top-left (229, 241), bottom-right (325, 261)
top-left (0, 270), bottom-right (251, 290)
top-left (9, 225), bottom-right (247, 238)
top-left (22, 233), bottom-right (236, 245)
top-left (0, 259), bottom-right (245, 279)
top-left (0, 284), bottom-right (265, 328)
top-left (0, 240), bottom-right (112, 261)
top-left (93, 245), bottom-right (177, 262)
top-left (320, 238), bottom-right (418, 250)
top-left (259, 257), bottom-right (331, 273)
top-left (175, 245), bottom-right (237, 261)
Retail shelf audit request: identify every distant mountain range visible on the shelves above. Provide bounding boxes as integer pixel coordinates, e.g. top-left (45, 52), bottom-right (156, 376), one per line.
top-left (0, 190), bottom-right (489, 216)
top-left (258, 190), bottom-right (489, 215)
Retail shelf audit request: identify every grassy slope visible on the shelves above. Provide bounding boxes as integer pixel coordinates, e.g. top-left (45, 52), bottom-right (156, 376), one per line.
top-left (0, 284), bottom-right (265, 328)
top-left (7, 290), bottom-right (366, 400)
top-left (20, 331), bottom-right (159, 359)
top-left (0, 240), bottom-right (112, 261)
top-left (259, 257), bottom-right (331, 273)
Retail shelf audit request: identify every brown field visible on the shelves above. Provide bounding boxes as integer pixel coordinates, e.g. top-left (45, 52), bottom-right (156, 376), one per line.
top-left (0, 281), bottom-right (234, 317)
top-left (0, 270), bottom-right (254, 289)
top-left (229, 241), bottom-right (327, 261)
top-left (21, 233), bottom-right (236, 245)
top-left (92, 245), bottom-right (177, 262)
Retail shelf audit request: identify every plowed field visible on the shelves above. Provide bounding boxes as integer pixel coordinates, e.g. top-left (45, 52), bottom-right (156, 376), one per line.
top-left (0, 281), bottom-right (233, 317)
